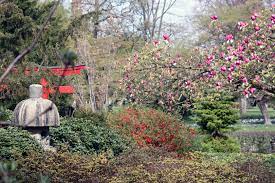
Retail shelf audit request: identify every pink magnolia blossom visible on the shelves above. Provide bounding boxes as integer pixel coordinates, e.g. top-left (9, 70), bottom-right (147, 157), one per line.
top-left (226, 34), bottom-right (234, 42)
top-left (237, 45), bottom-right (244, 52)
top-left (243, 90), bottom-right (249, 97)
top-left (220, 66), bottom-right (227, 72)
top-left (254, 26), bottom-right (260, 31)
top-left (249, 87), bottom-right (256, 94)
top-left (153, 40), bottom-right (159, 46)
top-left (235, 60), bottom-right (241, 66)
top-left (163, 34), bottom-right (170, 41)
top-left (251, 13), bottom-right (259, 21)
top-left (271, 14), bottom-right (275, 23)
top-left (256, 40), bottom-right (263, 46)
top-left (216, 82), bottom-right (222, 89)
top-left (227, 74), bottom-right (233, 81)
top-left (229, 66), bottom-right (235, 72)
top-left (219, 52), bottom-right (225, 59)
top-left (241, 77), bottom-right (248, 83)
top-left (238, 21), bottom-right (248, 29)
top-left (210, 15), bottom-right (218, 20)
top-left (244, 58), bottom-right (250, 63)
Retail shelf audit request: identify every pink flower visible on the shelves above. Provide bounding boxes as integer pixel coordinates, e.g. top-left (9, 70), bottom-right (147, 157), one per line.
top-left (251, 15), bottom-right (257, 21)
top-left (243, 90), bottom-right (249, 97)
top-left (153, 40), bottom-right (159, 46)
top-left (237, 45), bottom-right (244, 52)
top-left (219, 52), bottom-right (225, 59)
top-left (254, 26), bottom-right (260, 31)
top-left (256, 40), bottom-right (263, 46)
top-left (163, 34), bottom-right (170, 41)
top-left (249, 87), bottom-right (256, 94)
top-left (216, 82), bottom-right (222, 89)
top-left (185, 80), bottom-right (191, 88)
top-left (271, 14), bottom-right (275, 23)
top-left (241, 77), bottom-right (248, 83)
top-left (227, 74), bottom-right (233, 81)
top-left (244, 58), bottom-right (250, 63)
top-left (220, 66), bottom-right (227, 72)
top-left (243, 38), bottom-right (249, 44)
top-left (210, 70), bottom-right (217, 76)
top-left (238, 21), bottom-right (248, 29)
top-left (226, 34), bottom-right (234, 41)
top-left (210, 15), bottom-right (218, 20)
top-left (235, 60), bottom-right (241, 66)
top-left (229, 66), bottom-right (235, 72)
top-left (251, 13), bottom-right (259, 21)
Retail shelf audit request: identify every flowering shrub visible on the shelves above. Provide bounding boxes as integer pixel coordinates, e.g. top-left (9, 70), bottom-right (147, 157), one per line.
top-left (108, 107), bottom-right (196, 153)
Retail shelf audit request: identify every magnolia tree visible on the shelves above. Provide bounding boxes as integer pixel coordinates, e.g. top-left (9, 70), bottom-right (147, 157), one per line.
top-left (205, 9), bottom-right (274, 124)
top-left (121, 36), bottom-right (209, 114)
top-left (122, 9), bottom-right (274, 124)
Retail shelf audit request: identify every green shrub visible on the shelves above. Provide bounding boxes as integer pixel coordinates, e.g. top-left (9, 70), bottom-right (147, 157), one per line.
top-left (107, 107), bottom-right (197, 153)
top-left (73, 110), bottom-right (107, 127)
top-left (50, 118), bottom-right (130, 155)
top-left (193, 91), bottom-right (239, 137)
top-left (0, 127), bottom-right (42, 160)
top-left (201, 137), bottom-right (241, 153)
top-left (0, 107), bottom-right (13, 121)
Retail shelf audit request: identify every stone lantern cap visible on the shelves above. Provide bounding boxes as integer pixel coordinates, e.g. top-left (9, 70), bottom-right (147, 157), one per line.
top-left (13, 84), bottom-right (60, 127)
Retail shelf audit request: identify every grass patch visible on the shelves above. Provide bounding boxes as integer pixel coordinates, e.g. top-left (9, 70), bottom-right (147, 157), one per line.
top-left (234, 124), bottom-right (275, 132)
top-left (241, 107), bottom-right (275, 119)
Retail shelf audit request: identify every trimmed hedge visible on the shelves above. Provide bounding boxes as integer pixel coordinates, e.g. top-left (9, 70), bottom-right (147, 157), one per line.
top-left (50, 117), bottom-right (130, 155)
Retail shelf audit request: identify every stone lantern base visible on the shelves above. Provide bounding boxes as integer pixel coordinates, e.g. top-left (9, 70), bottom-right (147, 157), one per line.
top-left (24, 127), bottom-right (51, 149)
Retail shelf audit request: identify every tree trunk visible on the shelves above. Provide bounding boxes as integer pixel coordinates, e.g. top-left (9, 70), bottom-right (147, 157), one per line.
top-left (239, 96), bottom-right (247, 116)
top-left (258, 100), bottom-right (271, 125)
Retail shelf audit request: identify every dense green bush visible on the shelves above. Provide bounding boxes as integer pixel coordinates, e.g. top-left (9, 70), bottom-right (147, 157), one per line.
top-left (0, 107), bottom-right (13, 121)
top-left (50, 117), bottom-right (130, 155)
top-left (201, 136), bottom-right (241, 153)
top-left (0, 127), bottom-right (42, 160)
top-left (193, 91), bottom-right (239, 137)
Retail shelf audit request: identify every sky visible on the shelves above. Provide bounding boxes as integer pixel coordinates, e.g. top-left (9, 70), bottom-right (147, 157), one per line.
top-left (63, 0), bottom-right (198, 23)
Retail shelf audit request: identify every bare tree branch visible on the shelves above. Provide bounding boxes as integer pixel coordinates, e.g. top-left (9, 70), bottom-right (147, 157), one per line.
top-left (0, 0), bottom-right (61, 84)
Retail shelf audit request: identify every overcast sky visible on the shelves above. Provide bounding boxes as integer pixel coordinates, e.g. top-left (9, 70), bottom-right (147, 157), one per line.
top-left (63, 0), bottom-right (198, 23)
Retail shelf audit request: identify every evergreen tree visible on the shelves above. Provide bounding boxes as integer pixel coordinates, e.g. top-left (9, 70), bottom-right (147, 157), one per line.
top-left (193, 91), bottom-right (239, 137)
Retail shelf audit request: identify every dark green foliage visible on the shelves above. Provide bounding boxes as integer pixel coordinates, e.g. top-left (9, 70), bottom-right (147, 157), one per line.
top-left (0, 107), bottom-right (13, 121)
top-left (0, 0), bottom-right (69, 66)
top-left (50, 117), bottom-right (130, 155)
top-left (193, 92), bottom-right (239, 137)
top-left (0, 127), bottom-right (42, 160)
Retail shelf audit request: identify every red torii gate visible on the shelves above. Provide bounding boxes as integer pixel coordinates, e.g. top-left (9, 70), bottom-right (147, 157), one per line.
top-left (0, 65), bottom-right (87, 99)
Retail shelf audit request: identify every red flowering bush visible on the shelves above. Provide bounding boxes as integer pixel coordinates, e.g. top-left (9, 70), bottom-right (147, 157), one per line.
top-left (107, 107), bottom-right (196, 153)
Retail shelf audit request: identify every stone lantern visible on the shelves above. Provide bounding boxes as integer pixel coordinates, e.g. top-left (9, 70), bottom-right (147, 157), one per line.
top-left (13, 84), bottom-right (60, 147)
